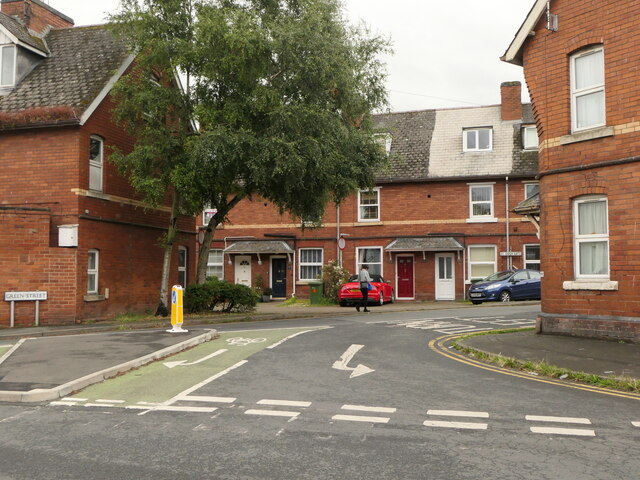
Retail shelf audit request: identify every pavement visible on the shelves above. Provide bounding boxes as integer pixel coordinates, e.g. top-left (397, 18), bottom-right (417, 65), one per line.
top-left (0, 300), bottom-right (637, 403)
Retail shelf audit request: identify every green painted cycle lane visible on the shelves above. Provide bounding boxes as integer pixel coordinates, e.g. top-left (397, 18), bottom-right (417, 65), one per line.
top-left (69, 328), bottom-right (321, 406)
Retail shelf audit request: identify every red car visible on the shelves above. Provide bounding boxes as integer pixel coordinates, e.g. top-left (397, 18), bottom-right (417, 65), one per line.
top-left (338, 274), bottom-right (395, 307)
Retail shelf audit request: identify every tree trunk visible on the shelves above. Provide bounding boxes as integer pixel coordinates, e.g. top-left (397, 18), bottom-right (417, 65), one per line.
top-left (156, 192), bottom-right (181, 316)
top-left (196, 194), bottom-right (244, 284)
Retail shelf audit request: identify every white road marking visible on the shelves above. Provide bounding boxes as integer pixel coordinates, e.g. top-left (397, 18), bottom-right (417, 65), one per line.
top-left (163, 349), bottom-right (227, 369)
top-left (50, 401), bottom-right (80, 407)
top-left (423, 420), bottom-right (488, 430)
top-left (96, 399), bottom-right (125, 404)
top-left (245, 409), bottom-right (300, 418)
top-left (267, 330), bottom-right (314, 349)
top-left (85, 403), bottom-right (116, 408)
top-left (632, 421), bottom-right (640, 427)
top-left (427, 410), bottom-right (489, 418)
top-left (136, 402), bottom-right (162, 406)
top-left (332, 344), bottom-right (375, 378)
top-left (257, 399), bottom-right (312, 408)
top-left (525, 415), bottom-right (591, 425)
top-left (332, 414), bottom-right (389, 424)
top-left (125, 405), bottom-right (151, 410)
top-left (530, 426), bottom-right (595, 437)
top-left (342, 405), bottom-right (396, 414)
top-left (152, 406), bottom-right (218, 413)
top-left (165, 360), bottom-right (249, 405)
top-left (182, 396), bottom-right (237, 404)
top-left (0, 338), bottom-right (28, 367)
top-left (61, 397), bottom-right (87, 402)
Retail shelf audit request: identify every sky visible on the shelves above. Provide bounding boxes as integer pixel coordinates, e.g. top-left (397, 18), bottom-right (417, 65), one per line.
top-left (45, 0), bottom-right (534, 112)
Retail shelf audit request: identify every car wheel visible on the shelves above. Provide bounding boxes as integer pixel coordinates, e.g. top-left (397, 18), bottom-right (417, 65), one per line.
top-left (499, 290), bottom-right (511, 302)
top-left (378, 293), bottom-right (384, 306)
top-left (390, 290), bottom-right (395, 304)
top-left (471, 300), bottom-right (482, 305)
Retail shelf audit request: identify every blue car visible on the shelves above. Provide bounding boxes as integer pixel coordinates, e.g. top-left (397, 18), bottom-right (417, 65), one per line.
top-left (468, 269), bottom-right (541, 304)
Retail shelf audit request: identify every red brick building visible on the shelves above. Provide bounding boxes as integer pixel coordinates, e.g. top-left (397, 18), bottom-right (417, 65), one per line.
top-left (504, 0), bottom-right (640, 340)
top-left (206, 83), bottom-right (540, 302)
top-left (0, 0), bottom-right (195, 326)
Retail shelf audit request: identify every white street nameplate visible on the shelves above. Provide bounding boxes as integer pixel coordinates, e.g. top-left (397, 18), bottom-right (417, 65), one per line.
top-left (4, 291), bottom-right (48, 301)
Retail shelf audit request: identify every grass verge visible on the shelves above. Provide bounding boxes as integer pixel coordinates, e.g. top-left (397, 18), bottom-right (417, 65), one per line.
top-left (451, 328), bottom-right (640, 394)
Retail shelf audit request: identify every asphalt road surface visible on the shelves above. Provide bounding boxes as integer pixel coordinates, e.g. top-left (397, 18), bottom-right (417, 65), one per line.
top-left (1, 305), bottom-right (638, 480)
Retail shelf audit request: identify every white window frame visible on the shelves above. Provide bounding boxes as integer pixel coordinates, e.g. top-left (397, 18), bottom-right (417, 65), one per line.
top-left (463, 128), bottom-right (493, 152)
top-left (468, 245), bottom-right (497, 281)
top-left (522, 125), bottom-right (539, 150)
top-left (468, 183), bottom-right (495, 222)
top-left (202, 206), bottom-right (217, 226)
top-left (573, 196), bottom-right (609, 280)
top-left (524, 182), bottom-right (540, 200)
top-left (299, 248), bottom-right (323, 281)
top-left (570, 46), bottom-right (605, 133)
top-left (89, 135), bottom-right (104, 192)
top-left (374, 133), bottom-right (392, 155)
top-left (206, 249), bottom-right (224, 280)
top-left (523, 244), bottom-right (540, 270)
top-left (0, 44), bottom-right (16, 87)
top-left (356, 246), bottom-right (383, 278)
top-left (87, 249), bottom-right (99, 294)
top-left (178, 246), bottom-right (188, 287)
top-left (358, 188), bottom-right (380, 222)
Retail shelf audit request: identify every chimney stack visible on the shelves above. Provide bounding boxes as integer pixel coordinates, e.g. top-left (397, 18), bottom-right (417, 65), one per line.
top-left (1, 0), bottom-right (74, 33)
top-left (500, 81), bottom-right (522, 121)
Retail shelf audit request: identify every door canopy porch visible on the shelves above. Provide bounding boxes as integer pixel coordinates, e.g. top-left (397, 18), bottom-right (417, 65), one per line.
top-left (223, 241), bottom-right (294, 264)
top-left (385, 237), bottom-right (463, 261)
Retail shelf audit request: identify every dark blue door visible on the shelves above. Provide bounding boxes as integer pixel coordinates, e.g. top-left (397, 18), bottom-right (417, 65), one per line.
top-left (272, 258), bottom-right (287, 298)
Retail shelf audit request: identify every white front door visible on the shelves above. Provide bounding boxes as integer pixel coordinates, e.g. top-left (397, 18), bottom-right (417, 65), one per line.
top-left (435, 254), bottom-right (455, 300)
top-left (235, 255), bottom-right (251, 287)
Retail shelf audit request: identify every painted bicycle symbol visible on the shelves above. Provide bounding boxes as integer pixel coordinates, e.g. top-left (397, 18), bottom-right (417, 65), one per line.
top-left (226, 337), bottom-right (267, 347)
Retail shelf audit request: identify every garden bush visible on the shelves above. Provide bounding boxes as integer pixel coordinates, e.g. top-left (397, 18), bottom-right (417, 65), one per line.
top-left (321, 260), bottom-right (351, 303)
top-left (185, 277), bottom-right (258, 314)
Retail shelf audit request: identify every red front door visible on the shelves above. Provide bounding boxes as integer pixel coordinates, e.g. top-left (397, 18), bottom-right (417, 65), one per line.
top-left (397, 256), bottom-right (414, 298)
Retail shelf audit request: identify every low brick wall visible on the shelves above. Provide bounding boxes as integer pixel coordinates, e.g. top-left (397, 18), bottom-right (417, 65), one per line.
top-left (537, 313), bottom-right (640, 342)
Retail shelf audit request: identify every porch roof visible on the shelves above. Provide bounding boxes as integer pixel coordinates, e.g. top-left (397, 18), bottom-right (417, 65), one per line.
top-left (223, 240), bottom-right (294, 255)
top-left (513, 192), bottom-right (540, 215)
top-left (385, 237), bottom-right (463, 252)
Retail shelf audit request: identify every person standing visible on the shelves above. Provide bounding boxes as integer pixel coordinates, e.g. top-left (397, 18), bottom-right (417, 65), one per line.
top-left (357, 264), bottom-right (372, 312)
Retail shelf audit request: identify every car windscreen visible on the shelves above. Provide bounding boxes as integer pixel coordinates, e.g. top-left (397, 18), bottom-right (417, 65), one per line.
top-left (483, 271), bottom-right (513, 282)
top-left (348, 274), bottom-right (383, 282)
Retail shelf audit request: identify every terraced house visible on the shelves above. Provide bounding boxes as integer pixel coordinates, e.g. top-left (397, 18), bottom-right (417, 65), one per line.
top-left (0, 0), bottom-right (195, 326)
top-left (207, 82), bottom-right (540, 302)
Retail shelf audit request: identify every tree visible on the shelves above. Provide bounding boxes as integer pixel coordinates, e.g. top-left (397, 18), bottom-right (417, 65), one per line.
top-left (109, 0), bottom-right (390, 311)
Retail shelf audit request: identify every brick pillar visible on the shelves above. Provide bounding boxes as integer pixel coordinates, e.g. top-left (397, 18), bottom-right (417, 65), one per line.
top-left (501, 81), bottom-right (522, 121)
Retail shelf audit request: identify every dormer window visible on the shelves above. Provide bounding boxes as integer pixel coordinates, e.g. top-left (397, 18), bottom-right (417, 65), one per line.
top-left (0, 44), bottom-right (15, 87)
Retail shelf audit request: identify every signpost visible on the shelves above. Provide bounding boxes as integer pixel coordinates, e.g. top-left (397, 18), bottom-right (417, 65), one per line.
top-left (4, 291), bottom-right (48, 328)
top-left (167, 285), bottom-right (188, 333)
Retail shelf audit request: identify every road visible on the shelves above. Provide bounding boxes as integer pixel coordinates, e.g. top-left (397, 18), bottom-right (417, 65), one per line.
top-left (0, 304), bottom-right (638, 479)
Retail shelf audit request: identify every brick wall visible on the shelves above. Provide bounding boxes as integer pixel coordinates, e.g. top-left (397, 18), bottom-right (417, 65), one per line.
top-left (521, 0), bottom-right (640, 339)
top-left (0, 210), bottom-right (76, 326)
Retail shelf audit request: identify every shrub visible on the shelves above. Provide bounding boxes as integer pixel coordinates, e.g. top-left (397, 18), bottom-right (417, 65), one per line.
top-left (184, 277), bottom-right (258, 314)
top-left (322, 260), bottom-right (351, 303)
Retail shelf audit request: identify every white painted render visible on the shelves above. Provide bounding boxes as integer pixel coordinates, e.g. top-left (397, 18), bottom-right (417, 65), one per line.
top-left (428, 105), bottom-right (515, 178)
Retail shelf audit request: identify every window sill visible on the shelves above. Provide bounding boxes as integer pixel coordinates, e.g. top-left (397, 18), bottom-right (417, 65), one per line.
top-left (356, 221), bottom-right (382, 226)
top-left (562, 280), bottom-right (618, 291)
top-left (560, 126), bottom-right (614, 145)
top-left (466, 218), bottom-right (498, 223)
top-left (84, 294), bottom-right (106, 302)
